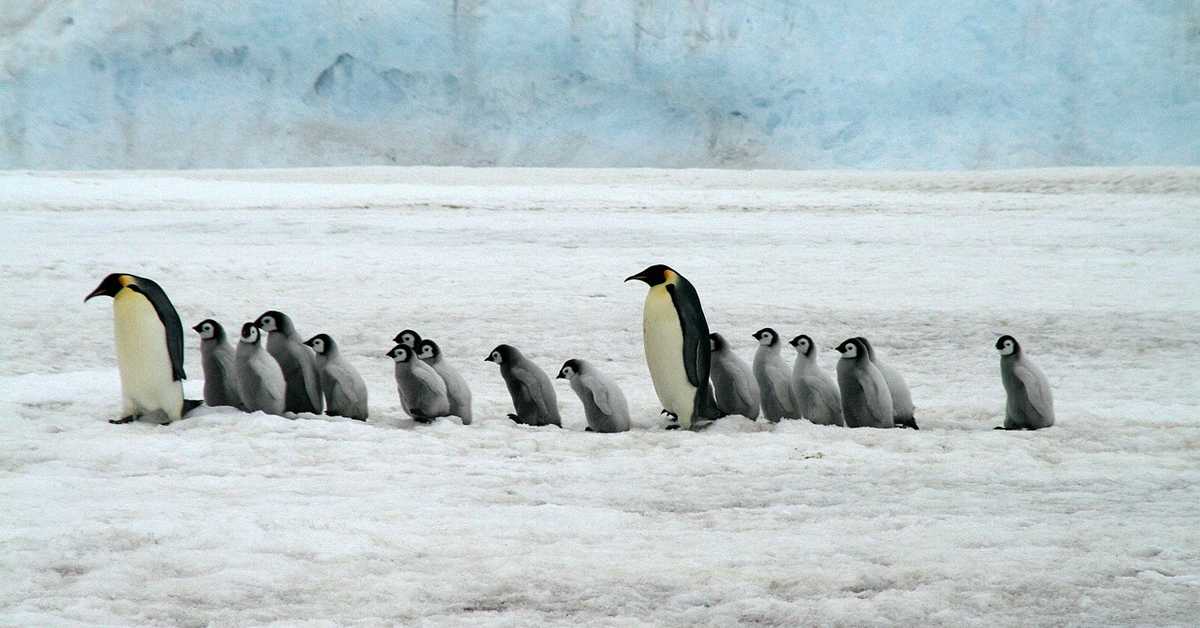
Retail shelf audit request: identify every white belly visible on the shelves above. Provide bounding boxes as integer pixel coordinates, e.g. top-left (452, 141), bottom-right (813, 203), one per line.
top-left (113, 290), bottom-right (182, 420)
top-left (643, 286), bottom-right (695, 426)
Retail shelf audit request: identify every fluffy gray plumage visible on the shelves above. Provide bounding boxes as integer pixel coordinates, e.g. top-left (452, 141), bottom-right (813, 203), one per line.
top-left (708, 332), bottom-right (760, 420)
top-left (306, 334), bottom-right (369, 421)
top-left (388, 344), bottom-right (450, 422)
top-left (418, 339), bottom-right (472, 425)
top-left (557, 359), bottom-right (630, 433)
top-left (996, 335), bottom-right (1055, 430)
top-left (835, 337), bottom-right (894, 428)
top-left (789, 335), bottom-right (844, 427)
top-left (194, 319), bottom-right (242, 409)
top-left (753, 328), bottom-right (800, 422)
top-left (256, 311), bottom-right (323, 414)
top-left (858, 337), bottom-right (918, 429)
top-left (234, 323), bottom-right (286, 416)
top-left (486, 344), bottom-right (561, 427)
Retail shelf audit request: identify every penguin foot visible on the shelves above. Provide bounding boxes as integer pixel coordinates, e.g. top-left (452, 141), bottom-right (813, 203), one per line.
top-left (660, 410), bottom-right (679, 421)
top-left (109, 415), bottom-right (137, 425)
top-left (585, 427), bottom-right (594, 432)
top-left (507, 413), bottom-right (522, 422)
top-left (665, 424), bottom-right (682, 431)
top-left (182, 399), bottom-right (204, 417)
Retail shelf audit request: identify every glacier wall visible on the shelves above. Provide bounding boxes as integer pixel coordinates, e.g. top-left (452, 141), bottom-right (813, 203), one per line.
top-left (1, 0), bottom-right (1198, 170)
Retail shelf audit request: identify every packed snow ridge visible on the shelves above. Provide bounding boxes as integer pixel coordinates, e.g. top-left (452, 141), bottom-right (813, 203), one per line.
top-left (1, 167), bottom-right (1198, 625)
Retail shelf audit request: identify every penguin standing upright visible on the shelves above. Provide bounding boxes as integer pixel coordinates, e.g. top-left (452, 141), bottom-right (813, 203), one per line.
top-left (708, 332), bottom-right (760, 420)
top-left (255, 311), bottom-right (323, 415)
top-left (304, 333), bottom-right (369, 421)
top-left (85, 273), bottom-right (201, 424)
top-left (193, 319), bottom-right (242, 409)
top-left (626, 265), bottom-right (722, 430)
top-left (234, 322), bottom-right (287, 416)
top-left (788, 334), bottom-right (844, 427)
top-left (417, 339), bottom-right (473, 425)
top-left (857, 337), bottom-right (918, 430)
top-left (995, 335), bottom-right (1055, 430)
top-left (835, 337), bottom-right (894, 428)
top-left (485, 344), bottom-right (562, 427)
top-left (752, 327), bottom-right (801, 422)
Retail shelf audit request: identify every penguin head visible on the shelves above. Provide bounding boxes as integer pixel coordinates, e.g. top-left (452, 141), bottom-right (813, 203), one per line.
top-left (625, 264), bottom-right (676, 286)
top-left (85, 273), bottom-right (138, 302)
top-left (836, 338), bottom-right (864, 360)
top-left (394, 329), bottom-right (423, 348)
top-left (753, 328), bottom-right (779, 347)
top-left (239, 322), bottom-right (263, 345)
top-left (484, 344), bottom-right (518, 365)
top-left (789, 334), bottom-right (813, 356)
top-left (193, 319), bottom-right (225, 341)
top-left (996, 335), bottom-right (1020, 356)
top-left (556, 358), bottom-right (583, 380)
top-left (855, 336), bottom-right (877, 361)
top-left (386, 344), bottom-right (414, 363)
top-left (255, 311), bottom-right (292, 334)
top-left (417, 339), bottom-right (441, 360)
top-left (708, 332), bottom-right (726, 352)
top-left (304, 333), bottom-right (335, 355)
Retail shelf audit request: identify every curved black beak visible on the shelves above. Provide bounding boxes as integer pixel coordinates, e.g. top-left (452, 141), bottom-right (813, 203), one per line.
top-left (788, 337), bottom-right (799, 347)
top-left (192, 323), bottom-right (204, 333)
top-left (483, 355), bottom-right (494, 363)
top-left (555, 371), bottom-right (566, 379)
top-left (624, 273), bottom-right (646, 284)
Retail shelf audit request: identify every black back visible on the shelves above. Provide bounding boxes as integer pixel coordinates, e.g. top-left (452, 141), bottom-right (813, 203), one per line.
top-left (667, 276), bottom-right (721, 419)
top-left (132, 275), bottom-right (186, 381)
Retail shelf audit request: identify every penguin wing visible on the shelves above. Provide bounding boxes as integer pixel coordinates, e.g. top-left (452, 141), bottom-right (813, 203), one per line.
top-left (581, 373), bottom-right (613, 415)
top-left (766, 363), bottom-right (795, 413)
top-left (1014, 360), bottom-right (1053, 418)
top-left (731, 367), bottom-right (757, 411)
top-left (667, 281), bottom-right (709, 388)
top-left (324, 363), bottom-right (357, 411)
top-left (137, 278), bottom-right (186, 381)
top-left (857, 368), bottom-right (891, 422)
top-left (803, 374), bottom-right (841, 412)
top-left (412, 363), bottom-right (447, 401)
top-left (511, 364), bottom-right (552, 418)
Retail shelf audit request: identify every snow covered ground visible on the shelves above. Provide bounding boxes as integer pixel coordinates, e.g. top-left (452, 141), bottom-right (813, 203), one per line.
top-left (1, 167), bottom-right (1198, 625)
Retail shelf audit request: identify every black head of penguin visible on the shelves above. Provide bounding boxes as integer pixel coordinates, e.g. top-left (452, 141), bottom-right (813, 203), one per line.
top-left (240, 322), bottom-right (263, 344)
top-left (995, 334), bottom-right (1020, 355)
top-left (84, 273), bottom-right (138, 302)
top-left (753, 328), bottom-right (779, 347)
top-left (557, 358), bottom-right (583, 379)
top-left (387, 344), bottom-right (414, 362)
top-left (484, 344), bottom-right (520, 364)
top-left (417, 338), bottom-right (441, 360)
top-left (708, 332), bottom-right (727, 353)
top-left (304, 333), bottom-right (335, 355)
top-left (255, 310), bottom-right (295, 335)
top-left (193, 319), bottom-right (226, 341)
top-left (394, 329), bottom-right (423, 348)
top-left (625, 264), bottom-right (676, 286)
top-left (835, 337), bottom-right (867, 360)
top-left (789, 334), bottom-right (814, 356)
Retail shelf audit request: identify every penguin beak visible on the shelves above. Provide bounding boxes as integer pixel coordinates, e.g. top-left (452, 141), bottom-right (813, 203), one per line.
top-left (624, 273), bottom-right (646, 284)
top-left (392, 334), bottom-right (403, 344)
top-left (192, 323), bottom-right (203, 333)
top-left (555, 372), bottom-right (565, 379)
top-left (483, 355), bottom-right (492, 362)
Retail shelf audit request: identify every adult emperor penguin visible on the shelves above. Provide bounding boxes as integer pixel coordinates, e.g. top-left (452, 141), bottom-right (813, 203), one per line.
top-left (557, 359), bottom-right (631, 433)
top-left (417, 338), bottom-right (473, 425)
top-left (626, 264), bottom-right (722, 430)
top-left (85, 273), bottom-right (201, 424)
top-left (193, 319), bottom-right (242, 409)
top-left (857, 337), bottom-right (919, 430)
top-left (387, 344), bottom-right (451, 423)
top-left (788, 334), bottom-right (844, 427)
top-left (485, 344), bottom-right (561, 427)
top-left (753, 328), bottom-right (801, 422)
top-left (835, 337), bottom-right (895, 428)
top-left (708, 332), bottom-right (760, 420)
top-left (234, 322), bottom-right (287, 416)
top-left (304, 333), bottom-right (369, 421)
top-left (255, 311), bottom-right (323, 414)
top-left (995, 335), bottom-right (1055, 430)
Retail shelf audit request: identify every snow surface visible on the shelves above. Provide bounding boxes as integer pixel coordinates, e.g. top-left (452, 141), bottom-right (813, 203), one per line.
top-left (1, 166), bottom-right (1199, 625)
top-left (2, 1), bottom-right (1199, 170)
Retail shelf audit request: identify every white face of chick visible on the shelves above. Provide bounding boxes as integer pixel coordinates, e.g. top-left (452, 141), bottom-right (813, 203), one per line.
top-left (419, 344), bottom-right (436, 360)
top-left (756, 330), bottom-right (775, 347)
top-left (258, 315), bottom-right (276, 332)
top-left (998, 338), bottom-right (1016, 356)
top-left (839, 342), bottom-right (858, 359)
top-left (401, 333), bottom-right (418, 348)
top-left (310, 338), bottom-right (326, 354)
top-left (797, 337), bottom-right (810, 354)
top-left (489, 350), bottom-right (502, 364)
top-left (198, 322), bottom-right (216, 340)
top-left (241, 326), bottom-right (260, 344)
top-left (390, 346), bottom-right (410, 363)
top-left (559, 365), bottom-right (576, 380)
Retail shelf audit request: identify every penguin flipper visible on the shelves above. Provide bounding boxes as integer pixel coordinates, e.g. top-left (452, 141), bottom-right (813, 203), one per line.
top-left (109, 415), bottom-right (137, 424)
top-left (133, 277), bottom-right (187, 381)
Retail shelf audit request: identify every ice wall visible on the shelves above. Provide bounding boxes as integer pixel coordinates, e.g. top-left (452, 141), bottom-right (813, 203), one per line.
top-left (1, 0), bottom-right (1197, 170)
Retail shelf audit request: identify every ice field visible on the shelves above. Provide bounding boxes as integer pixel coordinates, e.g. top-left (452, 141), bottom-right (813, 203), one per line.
top-left (1, 167), bottom-right (1199, 625)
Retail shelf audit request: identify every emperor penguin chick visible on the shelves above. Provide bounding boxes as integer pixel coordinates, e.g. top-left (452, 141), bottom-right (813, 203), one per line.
top-left (789, 334), bottom-right (844, 427)
top-left (305, 333), bottom-right (369, 421)
top-left (557, 359), bottom-right (631, 433)
top-left (193, 319), bottom-right (243, 410)
top-left (708, 332), bottom-right (760, 420)
top-left (835, 337), bottom-right (894, 428)
top-left (995, 335), bottom-right (1055, 430)
top-left (234, 322), bottom-right (287, 416)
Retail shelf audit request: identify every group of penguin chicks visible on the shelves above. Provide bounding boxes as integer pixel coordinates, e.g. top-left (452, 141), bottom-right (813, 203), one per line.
top-left (193, 311), bottom-right (631, 432)
top-left (196, 311), bottom-right (1055, 433)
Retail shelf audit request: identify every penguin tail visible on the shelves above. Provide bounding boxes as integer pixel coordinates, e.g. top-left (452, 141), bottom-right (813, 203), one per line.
top-left (182, 399), bottom-right (204, 417)
top-left (896, 416), bottom-right (919, 430)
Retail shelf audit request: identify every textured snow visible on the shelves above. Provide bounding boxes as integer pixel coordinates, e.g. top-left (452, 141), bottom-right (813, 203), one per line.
top-left (1, 167), bottom-right (1199, 625)
top-left (2, 1), bottom-right (1199, 170)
